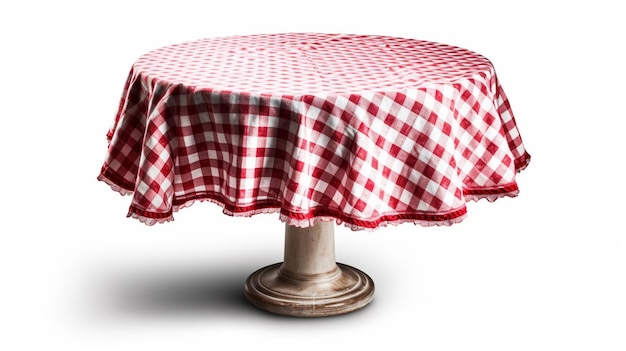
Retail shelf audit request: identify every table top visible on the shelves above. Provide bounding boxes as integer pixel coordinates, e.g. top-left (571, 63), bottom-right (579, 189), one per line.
top-left (98, 33), bottom-right (531, 230)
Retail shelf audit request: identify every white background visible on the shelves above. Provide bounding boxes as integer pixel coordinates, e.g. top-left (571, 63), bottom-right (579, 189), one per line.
top-left (1, 1), bottom-right (624, 350)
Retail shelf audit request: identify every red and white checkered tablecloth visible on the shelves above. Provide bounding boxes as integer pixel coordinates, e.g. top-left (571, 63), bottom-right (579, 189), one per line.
top-left (98, 33), bottom-right (530, 230)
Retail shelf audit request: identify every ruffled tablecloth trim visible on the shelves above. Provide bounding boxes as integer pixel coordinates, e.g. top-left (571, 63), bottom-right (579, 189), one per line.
top-left (126, 199), bottom-right (470, 231)
top-left (97, 173), bottom-right (134, 196)
top-left (99, 170), bottom-right (523, 231)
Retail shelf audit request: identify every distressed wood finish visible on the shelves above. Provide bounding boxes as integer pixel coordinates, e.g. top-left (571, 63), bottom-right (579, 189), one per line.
top-left (244, 221), bottom-right (375, 317)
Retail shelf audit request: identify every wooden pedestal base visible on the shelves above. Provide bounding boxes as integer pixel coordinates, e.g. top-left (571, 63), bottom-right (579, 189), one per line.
top-left (244, 221), bottom-right (375, 317)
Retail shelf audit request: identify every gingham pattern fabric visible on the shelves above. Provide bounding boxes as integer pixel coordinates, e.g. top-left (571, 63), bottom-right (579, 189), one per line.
top-left (98, 33), bottom-right (530, 230)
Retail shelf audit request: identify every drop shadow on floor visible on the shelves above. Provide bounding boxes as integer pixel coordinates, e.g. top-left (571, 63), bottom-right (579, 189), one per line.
top-left (86, 260), bottom-right (376, 323)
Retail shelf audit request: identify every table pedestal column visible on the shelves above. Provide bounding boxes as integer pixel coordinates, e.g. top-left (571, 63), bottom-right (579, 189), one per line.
top-left (244, 221), bottom-right (375, 317)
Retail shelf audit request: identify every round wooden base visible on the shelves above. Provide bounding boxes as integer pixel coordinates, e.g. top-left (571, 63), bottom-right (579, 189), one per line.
top-left (244, 262), bottom-right (374, 317)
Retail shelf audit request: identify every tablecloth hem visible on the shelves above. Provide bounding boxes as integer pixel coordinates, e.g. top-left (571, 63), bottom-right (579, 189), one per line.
top-left (278, 212), bottom-right (468, 232)
top-left (127, 211), bottom-right (174, 226)
top-left (100, 171), bottom-right (521, 230)
top-left (126, 196), bottom-right (469, 231)
top-left (463, 183), bottom-right (520, 202)
top-left (515, 152), bottom-right (532, 172)
top-left (97, 173), bottom-right (134, 196)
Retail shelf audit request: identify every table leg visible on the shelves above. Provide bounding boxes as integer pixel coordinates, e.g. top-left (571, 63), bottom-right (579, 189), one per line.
top-left (244, 221), bottom-right (375, 317)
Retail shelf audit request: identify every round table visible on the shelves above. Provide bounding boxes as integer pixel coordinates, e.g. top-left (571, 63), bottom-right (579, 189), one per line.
top-left (98, 33), bottom-right (530, 317)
